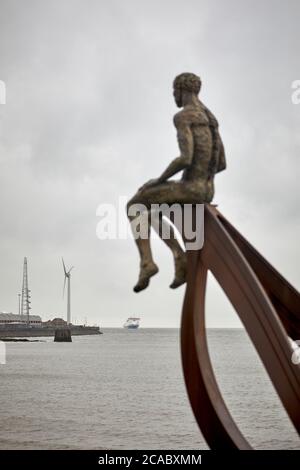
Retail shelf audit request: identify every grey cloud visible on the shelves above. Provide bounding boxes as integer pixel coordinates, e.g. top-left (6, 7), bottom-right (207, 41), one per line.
top-left (0, 0), bottom-right (299, 327)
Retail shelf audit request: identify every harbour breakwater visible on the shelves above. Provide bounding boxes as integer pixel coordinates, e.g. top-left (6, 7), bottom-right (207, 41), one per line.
top-left (0, 325), bottom-right (102, 338)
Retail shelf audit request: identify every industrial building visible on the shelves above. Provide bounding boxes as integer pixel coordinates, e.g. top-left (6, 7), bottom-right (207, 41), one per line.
top-left (0, 313), bottom-right (42, 325)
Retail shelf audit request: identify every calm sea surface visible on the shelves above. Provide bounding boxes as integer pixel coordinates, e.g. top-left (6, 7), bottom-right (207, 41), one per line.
top-left (0, 329), bottom-right (299, 450)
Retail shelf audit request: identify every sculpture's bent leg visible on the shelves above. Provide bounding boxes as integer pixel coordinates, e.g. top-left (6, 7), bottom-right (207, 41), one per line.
top-left (150, 210), bottom-right (187, 289)
top-left (127, 180), bottom-right (208, 291)
top-left (126, 206), bottom-right (158, 293)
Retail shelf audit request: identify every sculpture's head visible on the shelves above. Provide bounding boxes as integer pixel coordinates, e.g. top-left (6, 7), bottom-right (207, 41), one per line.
top-left (173, 73), bottom-right (201, 107)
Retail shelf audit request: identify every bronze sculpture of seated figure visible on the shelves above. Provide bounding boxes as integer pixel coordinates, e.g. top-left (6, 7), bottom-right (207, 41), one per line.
top-left (127, 72), bottom-right (226, 292)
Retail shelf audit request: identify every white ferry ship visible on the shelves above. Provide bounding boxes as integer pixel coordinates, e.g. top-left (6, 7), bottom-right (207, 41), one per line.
top-left (123, 317), bottom-right (140, 329)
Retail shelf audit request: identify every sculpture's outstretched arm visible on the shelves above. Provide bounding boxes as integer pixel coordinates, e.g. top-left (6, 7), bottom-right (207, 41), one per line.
top-left (158, 116), bottom-right (194, 182)
top-left (140, 114), bottom-right (193, 190)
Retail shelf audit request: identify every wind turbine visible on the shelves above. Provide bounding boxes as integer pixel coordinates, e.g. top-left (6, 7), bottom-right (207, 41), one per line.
top-left (62, 258), bottom-right (74, 325)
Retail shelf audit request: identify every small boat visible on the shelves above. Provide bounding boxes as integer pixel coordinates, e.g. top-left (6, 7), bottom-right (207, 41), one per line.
top-left (123, 317), bottom-right (140, 329)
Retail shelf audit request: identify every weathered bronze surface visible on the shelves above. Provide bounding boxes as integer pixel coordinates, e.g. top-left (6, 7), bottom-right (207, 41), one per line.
top-left (127, 73), bottom-right (226, 292)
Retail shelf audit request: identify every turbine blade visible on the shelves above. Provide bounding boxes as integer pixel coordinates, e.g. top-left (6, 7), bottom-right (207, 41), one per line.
top-left (68, 266), bottom-right (74, 274)
top-left (63, 276), bottom-right (67, 298)
top-left (62, 257), bottom-right (67, 276)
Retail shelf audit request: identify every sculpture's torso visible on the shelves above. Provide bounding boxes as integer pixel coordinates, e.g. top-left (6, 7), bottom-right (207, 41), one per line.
top-left (175, 102), bottom-right (214, 183)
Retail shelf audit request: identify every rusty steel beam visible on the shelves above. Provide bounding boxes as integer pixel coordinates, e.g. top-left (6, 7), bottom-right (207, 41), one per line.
top-left (180, 204), bottom-right (300, 449)
top-left (215, 210), bottom-right (300, 339)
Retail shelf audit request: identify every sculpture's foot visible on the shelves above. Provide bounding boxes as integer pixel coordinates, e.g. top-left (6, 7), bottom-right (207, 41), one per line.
top-left (169, 253), bottom-right (187, 289)
top-left (133, 262), bottom-right (159, 293)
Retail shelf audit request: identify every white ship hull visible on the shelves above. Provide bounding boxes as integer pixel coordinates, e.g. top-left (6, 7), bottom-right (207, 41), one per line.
top-left (124, 324), bottom-right (139, 329)
top-left (123, 317), bottom-right (140, 329)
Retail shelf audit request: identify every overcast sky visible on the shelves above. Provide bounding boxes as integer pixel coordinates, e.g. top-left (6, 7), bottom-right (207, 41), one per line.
top-left (0, 0), bottom-right (299, 327)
